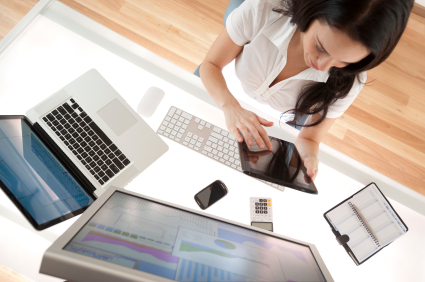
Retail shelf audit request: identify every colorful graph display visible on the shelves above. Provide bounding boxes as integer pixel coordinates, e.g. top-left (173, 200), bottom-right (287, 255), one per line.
top-left (65, 191), bottom-right (326, 282)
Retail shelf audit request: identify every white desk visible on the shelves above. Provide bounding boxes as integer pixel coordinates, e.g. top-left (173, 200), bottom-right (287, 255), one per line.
top-left (0, 2), bottom-right (424, 282)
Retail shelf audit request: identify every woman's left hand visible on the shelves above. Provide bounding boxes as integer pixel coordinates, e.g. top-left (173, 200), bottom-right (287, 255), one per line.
top-left (303, 156), bottom-right (319, 182)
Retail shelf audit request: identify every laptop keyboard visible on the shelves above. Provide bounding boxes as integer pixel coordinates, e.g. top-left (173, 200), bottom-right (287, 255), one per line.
top-left (157, 106), bottom-right (285, 191)
top-left (42, 98), bottom-right (131, 186)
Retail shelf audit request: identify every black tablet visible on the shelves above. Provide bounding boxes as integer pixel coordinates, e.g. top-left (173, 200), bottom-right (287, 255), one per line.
top-left (238, 136), bottom-right (318, 194)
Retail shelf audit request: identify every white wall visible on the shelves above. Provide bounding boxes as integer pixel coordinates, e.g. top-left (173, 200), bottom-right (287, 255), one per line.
top-left (416, 0), bottom-right (425, 8)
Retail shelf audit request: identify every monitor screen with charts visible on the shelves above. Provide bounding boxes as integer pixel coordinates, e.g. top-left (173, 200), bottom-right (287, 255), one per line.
top-left (52, 189), bottom-right (329, 282)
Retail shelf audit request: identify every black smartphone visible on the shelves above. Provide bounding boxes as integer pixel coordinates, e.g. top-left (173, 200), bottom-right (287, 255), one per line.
top-left (194, 180), bottom-right (228, 210)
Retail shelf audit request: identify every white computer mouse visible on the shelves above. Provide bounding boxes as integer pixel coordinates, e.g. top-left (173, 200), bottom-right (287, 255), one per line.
top-left (137, 86), bottom-right (165, 118)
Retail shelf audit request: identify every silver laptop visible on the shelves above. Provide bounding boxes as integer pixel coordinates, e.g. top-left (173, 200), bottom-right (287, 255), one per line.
top-left (40, 186), bottom-right (334, 282)
top-left (0, 69), bottom-right (168, 230)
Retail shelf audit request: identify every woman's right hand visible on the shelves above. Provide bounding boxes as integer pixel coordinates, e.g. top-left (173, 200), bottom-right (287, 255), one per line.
top-left (222, 101), bottom-right (274, 151)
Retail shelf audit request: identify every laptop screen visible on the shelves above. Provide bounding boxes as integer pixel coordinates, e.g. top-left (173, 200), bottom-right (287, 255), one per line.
top-left (64, 191), bottom-right (326, 281)
top-left (0, 118), bottom-right (94, 226)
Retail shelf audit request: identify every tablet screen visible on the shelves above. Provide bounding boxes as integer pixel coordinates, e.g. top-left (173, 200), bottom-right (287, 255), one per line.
top-left (64, 191), bottom-right (326, 281)
top-left (239, 137), bottom-right (317, 193)
top-left (0, 117), bottom-right (95, 229)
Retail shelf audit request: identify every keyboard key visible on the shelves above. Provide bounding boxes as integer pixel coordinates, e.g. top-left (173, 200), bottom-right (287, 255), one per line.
top-left (92, 135), bottom-right (99, 141)
top-left (195, 118), bottom-right (200, 123)
top-left (89, 151), bottom-right (96, 157)
top-left (112, 158), bottom-right (125, 170)
top-left (47, 114), bottom-right (55, 121)
top-left (94, 175), bottom-right (100, 180)
top-left (190, 139), bottom-right (196, 145)
top-left (200, 120), bottom-right (205, 126)
top-left (198, 125), bottom-right (204, 130)
top-left (94, 166), bottom-right (101, 173)
top-left (206, 123), bottom-right (211, 128)
top-left (218, 141), bottom-right (224, 146)
top-left (221, 130), bottom-right (228, 137)
top-left (75, 117), bottom-right (82, 123)
top-left (167, 107), bottom-right (176, 117)
top-left (64, 123), bottom-right (71, 129)
top-left (69, 128), bottom-right (75, 134)
top-left (109, 144), bottom-right (118, 152)
top-left (93, 155), bottom-right (100, 162)
top-left (102, 176), bottom-right (109, 183)
top-left (72, 103), bottom-right (79, 109)
top-left (208, 136), bottom-right (218, 143)
top-left (118, 154), bottom-right (126, 161)
top-left (100, 144), bottom-right (107, 150)
top-left (181, 112), bottom-right (192, 120)
top-left (213, 127), bottom-right (221, 133)
top-left (123, 159), bottom-right (130, 166)
top-left (72, 150), bottom-right (78, 156)
top-left (101, 155), bottom-right (108, 161)
top-left (88, 122), bottom-right (112, 145)
top-left (105, 169), bottom-right (115, 178)
top-left (97, 160), bottom-right (104, 166)
top-left (96, 139), bottom-right (102, 145)
top-left (71, 112), bottom-right (78, 118)
top-left (84, 116), bottom-right (92, 123)
top-left (89, 161), bottom-right (97, 168)
top-left (110, 164), bottom-right (119, 174)
top-left (211, 132), bottom-right (223, 140)
top-left (104, 148), bottom-right (111, 155)
top-left (93, 146), bottom-right (100, 152)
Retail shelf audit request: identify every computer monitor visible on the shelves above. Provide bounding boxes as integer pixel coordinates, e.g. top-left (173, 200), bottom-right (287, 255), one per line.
top-left (40, 187), bottom-right (334, 282)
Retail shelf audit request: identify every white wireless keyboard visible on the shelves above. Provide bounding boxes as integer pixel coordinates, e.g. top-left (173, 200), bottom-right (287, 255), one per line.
top-left (157, 106), bottom-right (285, 191)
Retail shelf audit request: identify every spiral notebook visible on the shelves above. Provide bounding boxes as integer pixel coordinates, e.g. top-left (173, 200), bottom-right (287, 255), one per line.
top-left (324, 182), bottom-right (408, 265)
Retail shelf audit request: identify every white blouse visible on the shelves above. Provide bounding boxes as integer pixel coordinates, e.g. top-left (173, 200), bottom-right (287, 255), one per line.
top-left (225, 0), bottom-right (367, 119)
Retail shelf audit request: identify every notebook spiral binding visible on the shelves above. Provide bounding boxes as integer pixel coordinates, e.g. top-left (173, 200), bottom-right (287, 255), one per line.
top-left (348, 202), bottom-right (381, 247)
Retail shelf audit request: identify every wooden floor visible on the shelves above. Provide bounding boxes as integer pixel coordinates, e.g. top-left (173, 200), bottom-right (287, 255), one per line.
top-left (0, 3), bottom-right (424, 280)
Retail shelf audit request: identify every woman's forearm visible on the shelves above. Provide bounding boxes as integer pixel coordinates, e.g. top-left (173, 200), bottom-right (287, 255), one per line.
top-left (294, 137), bottom-right (319, 161)
top-left (199, 62), bottom-right (239, 110)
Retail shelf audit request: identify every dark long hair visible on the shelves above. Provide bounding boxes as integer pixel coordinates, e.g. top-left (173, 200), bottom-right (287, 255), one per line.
top-left (273, 0), bottom-right (414, 127)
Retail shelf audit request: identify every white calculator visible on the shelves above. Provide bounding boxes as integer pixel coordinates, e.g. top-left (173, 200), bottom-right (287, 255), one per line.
top-left (250, 197), bottom-right (273, 232)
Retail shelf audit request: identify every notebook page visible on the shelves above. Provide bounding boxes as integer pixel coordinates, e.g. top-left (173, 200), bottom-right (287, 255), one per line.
top-left (326, 184), bottom-right (407, 263)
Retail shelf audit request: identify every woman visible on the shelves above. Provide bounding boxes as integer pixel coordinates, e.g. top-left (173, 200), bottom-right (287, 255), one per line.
top-left (198, 0), bottom-right (413, 180)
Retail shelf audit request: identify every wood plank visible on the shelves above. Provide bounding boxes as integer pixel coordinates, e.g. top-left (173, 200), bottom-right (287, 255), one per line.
top-left (0, 264), bottom-right (31, 282)
top-left (59, 0), bottom-right (197, 71)
top-left (126, 0), bottom-right (223, 45)
top-left (323, 131), bottom-right (425, 195)
top-left (334, 114), bottom-right (425, 170)
top-left (412, 2), bottom-right (425, 18)
top-left (344, 104), bottom-right (425, 154)
top-left (119, 2), bottom-right (210, 65)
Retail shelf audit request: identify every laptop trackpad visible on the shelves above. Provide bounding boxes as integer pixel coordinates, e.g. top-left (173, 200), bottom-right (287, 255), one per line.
top-left (97, 99), bottom-right (137, 136)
